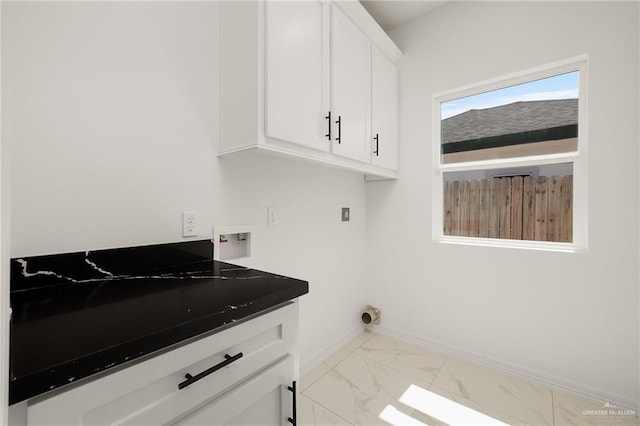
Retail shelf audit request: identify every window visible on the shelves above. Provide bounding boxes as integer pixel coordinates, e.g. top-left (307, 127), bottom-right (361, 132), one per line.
top-left (433, 57), bottom-right (587, 251)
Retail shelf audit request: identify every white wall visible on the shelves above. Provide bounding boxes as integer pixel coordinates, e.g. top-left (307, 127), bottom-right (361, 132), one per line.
top-left (367, 1), bottom-right (639, 407)
top-left (2, 1), bottom-right (367, 371)
top-left (0, 2), bottom-right (9, 422)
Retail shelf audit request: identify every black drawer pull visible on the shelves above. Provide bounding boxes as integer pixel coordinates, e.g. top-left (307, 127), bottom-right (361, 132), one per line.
top-left (178, 352), bottom-right (243, 390)
top-left (287, 380), bottom-right (297, 425)
top-left (335, 115), bottom-right (341, 144)
top-left (373, 133), bottom-right (379, 156)
top-left (325, 111), bottom-right (332, 140)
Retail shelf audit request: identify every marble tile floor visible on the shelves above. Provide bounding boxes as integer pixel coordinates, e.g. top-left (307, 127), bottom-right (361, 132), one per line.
top-left (299, 332), bottom-right (639, 426)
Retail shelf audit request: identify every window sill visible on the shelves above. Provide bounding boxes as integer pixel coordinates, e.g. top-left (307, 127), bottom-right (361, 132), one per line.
top-left (436, 235), bottom-right (586, 253)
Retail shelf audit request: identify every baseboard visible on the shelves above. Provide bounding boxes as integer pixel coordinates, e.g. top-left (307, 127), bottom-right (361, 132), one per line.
top-left (300, 325), bottom-right (365, 376)
top-left (375, 324), bottom-right (639, 411)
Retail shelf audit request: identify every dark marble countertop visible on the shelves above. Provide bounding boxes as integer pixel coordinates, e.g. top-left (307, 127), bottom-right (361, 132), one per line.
top-left (9, 240), bottom-right (308, 405)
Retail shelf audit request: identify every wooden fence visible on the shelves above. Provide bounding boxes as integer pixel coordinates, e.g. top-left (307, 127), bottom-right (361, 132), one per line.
top-left (443, 175), bottom-right (572, 242)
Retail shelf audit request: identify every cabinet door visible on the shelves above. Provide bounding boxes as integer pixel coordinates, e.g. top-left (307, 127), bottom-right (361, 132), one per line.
top-left (330, 6), bottom-right (371, 163)
top-left (176, 356), bottom-right (295, 426)
top-left (371, 46), bottom-right (398, 170)
top-left (265, 1), bottom-right (330, 153)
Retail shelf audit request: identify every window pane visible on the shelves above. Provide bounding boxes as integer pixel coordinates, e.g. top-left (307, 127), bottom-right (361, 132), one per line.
top-left (443, 164), bottom-right (573, 242)
top-left (441, 72), bottom-right (579, 164)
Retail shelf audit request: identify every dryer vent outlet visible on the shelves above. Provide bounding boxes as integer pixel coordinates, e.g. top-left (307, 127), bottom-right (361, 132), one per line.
top-left (361, 306), bottom-right (381, 325)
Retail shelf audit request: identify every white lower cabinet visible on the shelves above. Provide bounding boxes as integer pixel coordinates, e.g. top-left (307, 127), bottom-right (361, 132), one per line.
top-left (18, 302), bottom-right (300, 426)
top-left (177, 356), bottom-right (294, 426)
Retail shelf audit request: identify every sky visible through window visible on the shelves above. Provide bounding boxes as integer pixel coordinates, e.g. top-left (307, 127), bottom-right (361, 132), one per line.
top-left (441, 71), bottom-right (579, 120)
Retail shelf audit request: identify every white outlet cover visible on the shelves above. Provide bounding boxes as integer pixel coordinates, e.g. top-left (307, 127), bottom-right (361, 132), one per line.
top-left (267, 207), bottom-right (278, 227)
top-left (182, 211), bottom-right (198, 237)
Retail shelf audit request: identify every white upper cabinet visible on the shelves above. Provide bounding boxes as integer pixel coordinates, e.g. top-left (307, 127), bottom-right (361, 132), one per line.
top-left (371, 45), bottom-right (398, 170)
top-left (220, 1), bottom-right (401, 179)
top-left (265, 1), bottom-right (329, 153)
top-left (330, 6), bottom-right (371, 163)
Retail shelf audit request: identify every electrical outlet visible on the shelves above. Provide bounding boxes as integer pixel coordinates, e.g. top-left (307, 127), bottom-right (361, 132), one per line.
top-left (182, 211), bottom-right (198, 237)
top-left (341, 207), bottom-right (350, 222)
top-left (267, 207), bottom-right (278, 227)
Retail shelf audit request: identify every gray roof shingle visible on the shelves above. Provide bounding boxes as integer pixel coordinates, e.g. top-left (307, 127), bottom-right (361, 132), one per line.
top-left (441, 99), bottom-right (578, 144)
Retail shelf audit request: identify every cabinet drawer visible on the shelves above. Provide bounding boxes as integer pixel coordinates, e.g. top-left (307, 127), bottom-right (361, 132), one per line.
top-left (176, 355), bottom-right (294, 426)
top-left (27, 303), bottom-right (298, 425)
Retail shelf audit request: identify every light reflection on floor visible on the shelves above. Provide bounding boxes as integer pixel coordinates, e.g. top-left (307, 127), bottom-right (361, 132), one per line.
top-left (379, 384), bottom-right (510, 426)
top-left (301, 332), bottom-right (639, 426)
top-left (379, 404), bottom-right (428, 426)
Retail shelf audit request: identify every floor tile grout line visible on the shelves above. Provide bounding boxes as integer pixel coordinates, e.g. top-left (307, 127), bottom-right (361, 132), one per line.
top-left (301, 394), bottom-right (356, 426)
top-left (300, 365), bottom-right (324, 394)
top-left (359, 332), bottom-right (465, 388)
top-left (346, 330), bottom-right (375, 352)
top-left (300, 332), bottom-right (373, 397)
top-left (352, 350), bottom-right (442, 389)
top-left (428, 354), bottom-right (450, 387)
top-left (300, 337), bottom-right (361, 393)
top-left (327, 331), bottom-right (453, 392)
top-left (550, 389), bottom-right (556, 426)
top-left (300, 357), bottom-right (346, 395)
top-left (426, 382), bottom-right (542, 426)
top-left (435, 357), bottom-right (556, 425)
top-left (300, 368), bottom-right (330, 394)
top-left (353, 347), bottom-right (448, 390)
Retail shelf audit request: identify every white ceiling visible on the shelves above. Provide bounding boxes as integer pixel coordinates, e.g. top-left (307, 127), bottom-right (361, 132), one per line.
top-left (360, 1), bottom-right (447, 31)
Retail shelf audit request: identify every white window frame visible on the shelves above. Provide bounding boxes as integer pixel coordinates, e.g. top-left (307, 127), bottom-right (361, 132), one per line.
top-left (432, 56), bottom-right (588, 252)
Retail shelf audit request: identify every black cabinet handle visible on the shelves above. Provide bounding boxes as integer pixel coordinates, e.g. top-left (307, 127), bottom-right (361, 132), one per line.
top-left (335, 116), bottom-right (341, 144)
top-left (373, 133), bottom-right (379, 156)
top-left (287, 380), bottom-right (297, 425)
top-left (178, 352), bottom-right (243, 390)
top-left (325, 111), bottom-right (331, 140)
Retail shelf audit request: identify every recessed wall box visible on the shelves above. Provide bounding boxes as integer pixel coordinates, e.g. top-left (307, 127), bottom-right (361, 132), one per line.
top-left (213, 225), bottom-right (256, 267)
